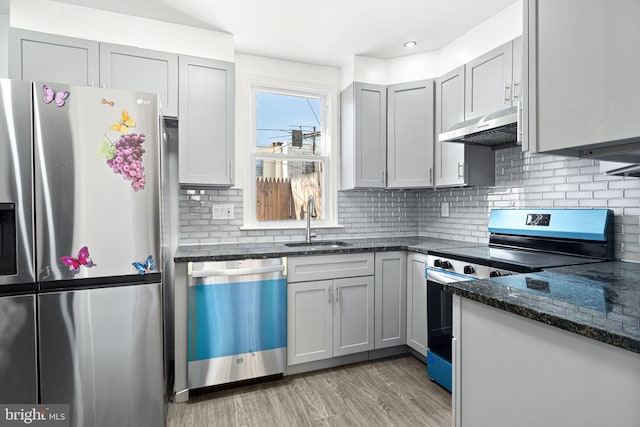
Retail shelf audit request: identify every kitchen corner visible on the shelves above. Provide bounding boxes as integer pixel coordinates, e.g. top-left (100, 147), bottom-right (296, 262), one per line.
top-left (3, 0), bottom-right (640, 426)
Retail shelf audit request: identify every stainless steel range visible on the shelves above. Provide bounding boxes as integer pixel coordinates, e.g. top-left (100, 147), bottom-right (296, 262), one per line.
top-left (425, 208), bottom-right (614, 391)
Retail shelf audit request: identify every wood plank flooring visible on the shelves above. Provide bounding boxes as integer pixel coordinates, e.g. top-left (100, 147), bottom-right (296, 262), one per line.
top-left (167, 356), bottom-right (452, 426)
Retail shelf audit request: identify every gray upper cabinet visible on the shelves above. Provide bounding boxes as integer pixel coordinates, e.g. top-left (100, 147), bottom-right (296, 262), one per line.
top-left (512, 36), bottom-right (523, 106)
top-left (9, 29), bottom-right (99, 86)
top-left (387, 80), bottom-right (434, 188)
top-left (99, 43), bottom-right (178, 117)
top-left (524, 0), bottom-right (640, 158)
top-left (178, 55), bottom-right (235, 186)
top-left (435, 66), bottom-right (466, 187)
top-left (435, 63), bottom-right (497, 188)
top-left (341, 82), bottom-right (387, 189)
top-left (465, 40), bottom-right (514, 119)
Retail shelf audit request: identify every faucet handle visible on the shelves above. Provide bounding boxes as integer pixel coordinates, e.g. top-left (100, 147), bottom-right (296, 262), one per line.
top-left (310, 230), bottom-right (317, 239)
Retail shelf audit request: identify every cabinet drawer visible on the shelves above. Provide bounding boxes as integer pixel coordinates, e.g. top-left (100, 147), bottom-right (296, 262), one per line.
top-left (287, 253), bottom-right (374, 282)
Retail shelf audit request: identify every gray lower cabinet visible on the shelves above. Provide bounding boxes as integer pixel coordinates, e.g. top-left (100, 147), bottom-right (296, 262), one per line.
top-left (374, 252), bottom-right (407, 349)
top-left (435, 66), bottom-right (495, 188)
top-left (287, 280), bottom-right (333, 365)
top-left (341, 82), bottom-right (387, 189)
top-left (387, 80), bottom-right (434, 188)
top-left (406, 253), bottom-right (427, 355)
top-left (99, 43), bottom-right (178, 117)
top-left (0, 294), bottom-right (37, 403)
top-left (524, 0), bottom-right (640, 157)
top-left (333, 276), bottom-right (375, 357)
top-left (178, 55), bottom-right (235, 186)
top-left (464, 40), bottom-right (514, 119)
top-left (9, 28), bottom-right (99, 86)
top-left (287, 253), bottom-right (375, 366)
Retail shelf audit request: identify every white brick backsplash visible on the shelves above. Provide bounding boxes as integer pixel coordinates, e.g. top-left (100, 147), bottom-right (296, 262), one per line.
top-left (178, 147), bottom-right (639, 260)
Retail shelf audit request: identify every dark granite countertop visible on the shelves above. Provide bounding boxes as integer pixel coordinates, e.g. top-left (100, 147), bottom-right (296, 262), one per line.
top-left (174, 236), bottom-right (469, 262)
top-left (444, 261), bottom-right (640, 354)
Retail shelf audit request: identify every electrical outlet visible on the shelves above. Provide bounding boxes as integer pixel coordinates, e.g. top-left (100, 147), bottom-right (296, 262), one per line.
top-left (212, 204), bottom-right (234, 220)
top-left (441, 202), bottom-right (450, 218)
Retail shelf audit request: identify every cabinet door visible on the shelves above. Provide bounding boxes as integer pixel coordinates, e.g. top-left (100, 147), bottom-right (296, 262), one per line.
top-left (9, 29), bottom-right (99, 86)
top-left (100, 43), bottom-right (178, 117)
top-left (465, 41), bottom-right (513, 119)
top-left (435, 66), bottom-right (466, 187)
top-left (341, 82), bottom-right (386, 189)
top-left (178, 55), bottom-right (235, 186)
top-left (387, 80), bottom-right (434, 188)
top-left (287, 280), bottom-right (333, 365)
top-left (406, 253), bottom-right (427, 354)
top-left (512, 36), bottom-right (523, 106)
top-left (374, 252), bottom-right (407, 349)
top-left (333, 276), bottom-right (374, 357)
top-left (526, 0), bottom-right (640, 154)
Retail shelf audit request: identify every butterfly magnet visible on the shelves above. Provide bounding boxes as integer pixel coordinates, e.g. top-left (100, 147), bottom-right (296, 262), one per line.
top-left (109, 110), bottom-right (136, 133)
top-left (59, 246), bottom-right (96, 276)
top-left (132, 255), bottom-right (155, 275)
top-left (43, 85), bottom-right (70, 107)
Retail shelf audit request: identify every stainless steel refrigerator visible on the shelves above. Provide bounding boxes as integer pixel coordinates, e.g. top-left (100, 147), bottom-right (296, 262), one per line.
top-left (32, 81), bottom-right (165, 426)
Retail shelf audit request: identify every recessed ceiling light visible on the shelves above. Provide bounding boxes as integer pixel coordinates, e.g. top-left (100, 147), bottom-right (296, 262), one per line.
top-left (403, 41), bottom-right (417, 48)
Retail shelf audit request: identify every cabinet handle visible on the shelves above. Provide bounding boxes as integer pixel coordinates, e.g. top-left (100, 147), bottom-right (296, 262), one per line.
top-left (328, 287), bottom-right (331, 304)
top-left (504, 83), bottom-right (511, 104)
top-left (457, 162), bottom-right (464, 179)
top-left (512, 81), bottom-right (519, 101)
top-left (429, 167), bottom-right (433, 184)
top-left (336, 286), bottom-right (340, 304)
top-left (381, 170), bottom-right (385, 183)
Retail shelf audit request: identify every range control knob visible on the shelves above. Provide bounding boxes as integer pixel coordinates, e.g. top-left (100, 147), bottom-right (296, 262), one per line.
top-left (434, 259), bottom-right (442, 268)
top-left (441, 261), bottom-right (453, 270)
top-left (463, 265), bottom-right (475, 275)
top-left (489, 270), bottom-right (501, 278)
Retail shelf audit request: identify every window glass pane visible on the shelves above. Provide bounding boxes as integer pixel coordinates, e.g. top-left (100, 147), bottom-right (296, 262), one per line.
top-left (256, 92), bottom-right (322, 155)
top-left (255, 158), bottom-right (323, 222)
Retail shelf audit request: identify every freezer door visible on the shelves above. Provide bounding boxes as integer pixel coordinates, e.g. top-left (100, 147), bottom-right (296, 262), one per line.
top-left (33, 82), bottom-right (161, 281)
top-left (0, 294), bottom-right (38, 403)
top-left (39, 283), bottom-right (164, 427)
top-left (0, 79), bottom-right (35, 286)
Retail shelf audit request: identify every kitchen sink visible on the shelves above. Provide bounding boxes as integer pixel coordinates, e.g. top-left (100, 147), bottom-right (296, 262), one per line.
top-left (285, 240), bottom-right (350, 249)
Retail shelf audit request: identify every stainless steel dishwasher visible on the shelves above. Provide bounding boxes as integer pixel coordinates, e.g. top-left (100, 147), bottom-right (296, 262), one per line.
top-left (187, 258), bottom-right (286, 389)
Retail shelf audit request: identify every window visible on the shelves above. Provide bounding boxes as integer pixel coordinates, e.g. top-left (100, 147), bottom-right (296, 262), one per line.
top-left (247, 87), bottom-right (335, 228)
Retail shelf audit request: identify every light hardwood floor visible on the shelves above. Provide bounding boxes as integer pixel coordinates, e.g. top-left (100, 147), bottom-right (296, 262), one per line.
top-left (167, 356), bottom-right (452, 426)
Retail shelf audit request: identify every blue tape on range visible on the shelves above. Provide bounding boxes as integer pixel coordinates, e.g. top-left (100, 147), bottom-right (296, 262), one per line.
top-left (188, 278), bottom-right (287, 361)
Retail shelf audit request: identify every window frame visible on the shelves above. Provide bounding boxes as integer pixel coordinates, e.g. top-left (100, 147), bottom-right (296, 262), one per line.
top-left (243, 80), bottom-right (338, 230)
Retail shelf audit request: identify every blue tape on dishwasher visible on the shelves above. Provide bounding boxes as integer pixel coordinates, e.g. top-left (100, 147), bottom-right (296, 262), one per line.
top-left (188, 278), bottom-right (287, 361)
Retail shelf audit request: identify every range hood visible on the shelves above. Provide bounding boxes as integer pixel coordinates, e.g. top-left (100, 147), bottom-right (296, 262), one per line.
top-left (439, 105), bottom-right (520, 149)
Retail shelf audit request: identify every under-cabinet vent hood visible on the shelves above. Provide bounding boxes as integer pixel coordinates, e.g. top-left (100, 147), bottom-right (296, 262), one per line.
top-left (439, 105), bottom-right (520, 149)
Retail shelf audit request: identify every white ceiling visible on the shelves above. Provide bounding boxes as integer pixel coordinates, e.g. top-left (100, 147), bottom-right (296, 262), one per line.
top-left (51, 0), bottom-right (517, 67)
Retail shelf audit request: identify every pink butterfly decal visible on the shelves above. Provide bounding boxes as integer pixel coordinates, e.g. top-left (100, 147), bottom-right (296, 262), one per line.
top-left (59, 246), bottom-right (96, 276)
top-left (43, 85), bottom-right (70, 107)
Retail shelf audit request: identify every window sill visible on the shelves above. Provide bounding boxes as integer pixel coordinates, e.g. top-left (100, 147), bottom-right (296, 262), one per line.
top-left (240, 223), bottom-right (344, 231)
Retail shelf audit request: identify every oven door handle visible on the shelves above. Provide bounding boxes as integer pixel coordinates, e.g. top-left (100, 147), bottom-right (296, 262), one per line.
top-left (426, 267), bottom-right (477, 284)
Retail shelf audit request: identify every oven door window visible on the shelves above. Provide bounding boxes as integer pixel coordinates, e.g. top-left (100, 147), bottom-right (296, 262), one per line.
top-left (427, 281), bottom-right (453, 362)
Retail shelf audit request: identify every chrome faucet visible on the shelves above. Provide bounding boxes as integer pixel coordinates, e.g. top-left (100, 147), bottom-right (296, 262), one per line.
top-left (306, 194), bottom-right (318, 243)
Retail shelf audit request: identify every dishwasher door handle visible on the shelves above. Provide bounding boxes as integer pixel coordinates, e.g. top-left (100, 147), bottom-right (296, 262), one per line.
top-left (192, 265), bottom-right (285, 278)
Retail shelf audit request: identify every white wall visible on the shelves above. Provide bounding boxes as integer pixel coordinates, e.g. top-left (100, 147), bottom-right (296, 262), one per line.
top-left (437, 0), bottom-right (523, 75)
top-left (9, 0), bottom-right (234, 61)
top-left (344, 0), bottom-right (523, 86)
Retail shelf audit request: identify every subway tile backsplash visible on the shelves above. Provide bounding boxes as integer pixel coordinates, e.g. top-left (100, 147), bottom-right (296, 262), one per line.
top-left (179, 147), bottom-right (640, 262)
